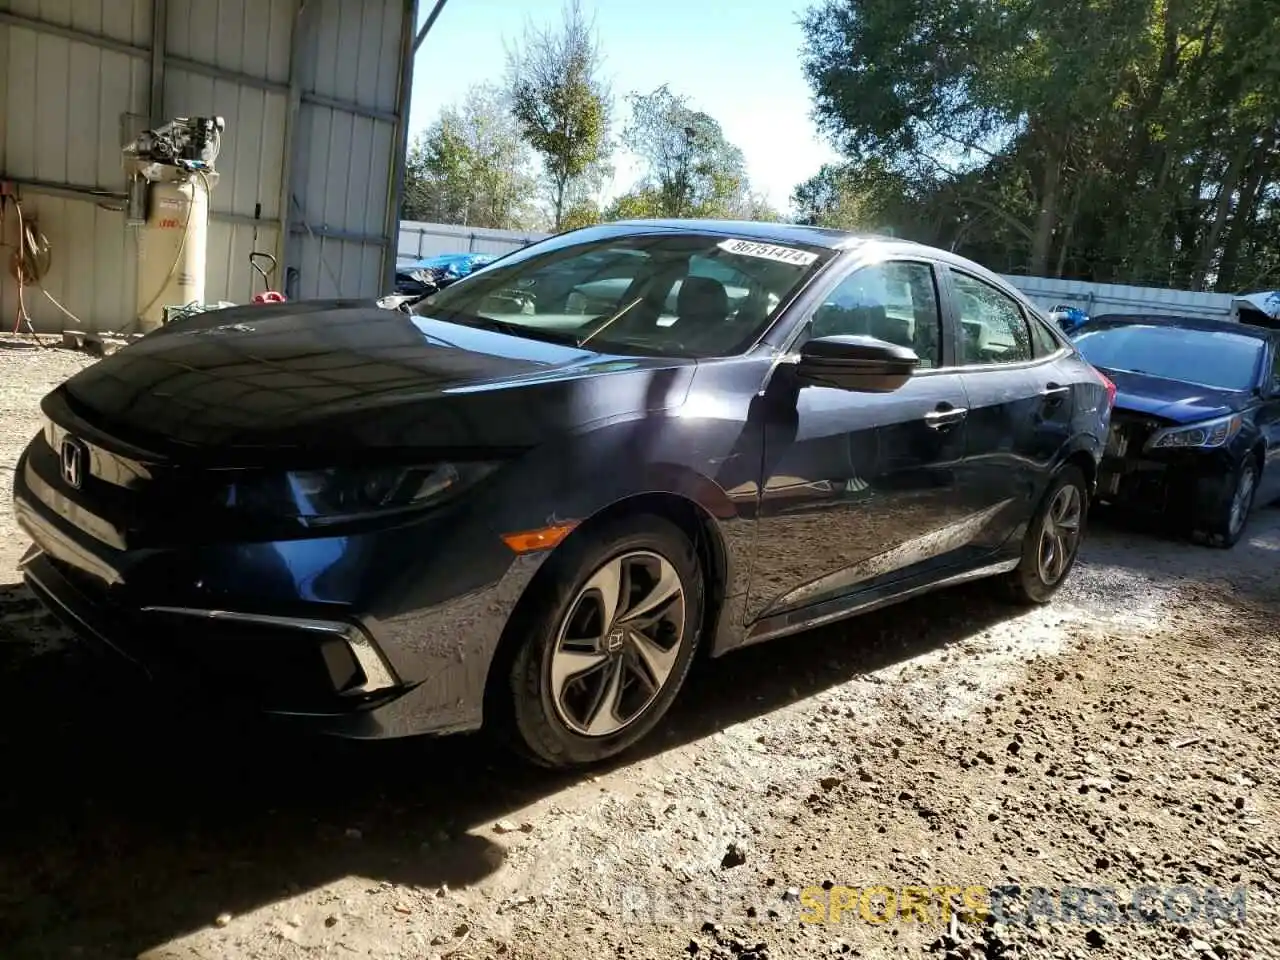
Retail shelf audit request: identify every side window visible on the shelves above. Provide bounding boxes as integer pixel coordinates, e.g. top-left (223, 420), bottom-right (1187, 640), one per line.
top-left (952, 272), bottom-right (1034, 365)
top-left (805, 261), bottom-right (942, 369)
top-left (1028, 314), bottom-right (1063, 357)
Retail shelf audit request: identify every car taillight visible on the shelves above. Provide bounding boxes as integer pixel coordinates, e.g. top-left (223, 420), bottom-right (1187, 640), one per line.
top-left (1093, 368), bottom-right (1117, 409)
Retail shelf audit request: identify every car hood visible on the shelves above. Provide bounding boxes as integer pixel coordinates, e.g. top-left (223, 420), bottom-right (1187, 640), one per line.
top-left (51, 301), bottom-right (695, 462)
top-left (1099, 366), bottom-right (1249, 424)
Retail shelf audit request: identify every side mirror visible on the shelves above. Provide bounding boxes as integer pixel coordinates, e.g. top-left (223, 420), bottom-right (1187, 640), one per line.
top-left (795, 335), bottom-right (919, 393)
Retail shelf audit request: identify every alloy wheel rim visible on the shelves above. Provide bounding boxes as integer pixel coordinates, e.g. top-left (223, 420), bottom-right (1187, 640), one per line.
top-left (1038, 484), bottom-right (1083, 586)
top-left (549, 550), bottom-right (687, 738)
top-left (1230, 465), bottom-right (1256, 536)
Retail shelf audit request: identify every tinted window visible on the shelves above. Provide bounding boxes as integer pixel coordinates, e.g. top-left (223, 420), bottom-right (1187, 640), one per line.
top-left (1073, 324), bottom-right (1264, 392)
top-left (805, 261), bottom-right (942, 368)
top-left (414, 231), bottom-right (828, 358)
top-left (952, 272), bottom-right (1033, 365)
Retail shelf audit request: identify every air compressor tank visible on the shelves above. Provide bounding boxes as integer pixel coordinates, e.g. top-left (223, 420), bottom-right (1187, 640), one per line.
top-left (135, 170), bottom-right (210, 331)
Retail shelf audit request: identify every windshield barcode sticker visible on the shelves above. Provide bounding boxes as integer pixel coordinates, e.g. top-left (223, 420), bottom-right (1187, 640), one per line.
top-left (718, 239), bottom-right (819, 267)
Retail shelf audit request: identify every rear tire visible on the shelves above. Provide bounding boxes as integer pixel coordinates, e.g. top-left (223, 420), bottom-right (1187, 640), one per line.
top-left (1197, 456), bottom-right (1259, 549)
top-left (1004, 465), bottom-right (1089, 605)
top-left (502, 514), bottom-right (703, 769)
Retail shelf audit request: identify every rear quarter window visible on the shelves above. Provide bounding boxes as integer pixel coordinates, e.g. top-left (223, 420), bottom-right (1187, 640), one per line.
top-left (1029, 314), bottom-right (1064, 357)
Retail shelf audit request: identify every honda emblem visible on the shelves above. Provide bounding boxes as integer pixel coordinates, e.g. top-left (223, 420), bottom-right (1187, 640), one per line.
top-left (60, 436), bottom-right (87, 489)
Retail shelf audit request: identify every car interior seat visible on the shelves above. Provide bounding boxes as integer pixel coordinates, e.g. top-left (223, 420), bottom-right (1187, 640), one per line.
top-left (676, 276), bottom-right (730, 330)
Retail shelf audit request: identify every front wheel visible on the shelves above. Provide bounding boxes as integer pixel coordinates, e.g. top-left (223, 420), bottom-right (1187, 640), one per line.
top-left (1197, 457), bottom-right (1258, 549)
top-left (502, 515), bottom-right (704, 769)
top-left (1004, 465), bottom-right (1088, 605)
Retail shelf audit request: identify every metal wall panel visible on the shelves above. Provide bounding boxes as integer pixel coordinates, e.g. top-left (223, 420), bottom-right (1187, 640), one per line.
top-left (0, 0), bottom-right (150, 332)
top-left (298, 0), bottom-right (400, 111)
top-left (164, 0), bottom-right (292, 83)
top-left (288, 0), bottom-right (404, 300)
top-left (2, 0), bottom-right (413, 331)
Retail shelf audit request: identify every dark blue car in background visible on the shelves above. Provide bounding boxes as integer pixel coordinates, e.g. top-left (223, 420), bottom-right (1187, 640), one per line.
top-left (1072, 314), bottom-right (1280, 547)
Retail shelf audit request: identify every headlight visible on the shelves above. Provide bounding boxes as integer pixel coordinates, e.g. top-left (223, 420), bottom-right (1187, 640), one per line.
top-left (226, 462), bottom-right (499, 525)
top-left (1145, 414), bottom-right (1242, 452)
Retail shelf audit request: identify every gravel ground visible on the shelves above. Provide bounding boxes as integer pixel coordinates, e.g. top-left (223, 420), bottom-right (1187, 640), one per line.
top-left (1, 343), bottom-right (1277, 960)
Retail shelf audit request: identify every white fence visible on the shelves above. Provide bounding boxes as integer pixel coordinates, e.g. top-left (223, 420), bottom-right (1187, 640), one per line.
top-left (1008, 275), bottom-right (1234, 321)
top-left (397, 221), bottom-right (548, 261)
top-left (394, 220), bottom-right (1238, 321)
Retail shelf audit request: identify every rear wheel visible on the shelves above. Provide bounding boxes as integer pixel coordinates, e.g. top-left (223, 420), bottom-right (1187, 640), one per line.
top-left (1005, 465), bottom-right (1088, 605)
top-left (1198, 457), bottom-right (1258, 549)
top-left (503, 515), bottom-right (703, 769)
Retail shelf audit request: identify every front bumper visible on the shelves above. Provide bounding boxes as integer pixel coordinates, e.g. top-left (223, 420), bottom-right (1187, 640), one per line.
top-left (21, 546), bottom-right (399, 714)
top-left (1096, 417), bottom-right (1235, 522)
top-left (12, 444), bottom-right (547, 739)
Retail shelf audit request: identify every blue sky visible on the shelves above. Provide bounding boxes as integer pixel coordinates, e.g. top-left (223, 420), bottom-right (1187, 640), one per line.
top-left (408, 0), bottom-right (840, 214)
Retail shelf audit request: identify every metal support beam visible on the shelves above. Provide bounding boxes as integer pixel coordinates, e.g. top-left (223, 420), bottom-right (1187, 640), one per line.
top-left (384, 0), bottom-right (420, 289)
top-left (5, 176), bottom-right (278, 232)
top-left (290, 222), bottom-right (390, 247)
top-left (278, 0), bottom-right (307, 298)
top-left (5, 177), bottom-right (127, 206)
top-left (303, 91), bottom-right (397, 124)
top-left (168, 54), bottom-right (289, 95)
top-left (148, 0), bottom-right (168, 124)
top-left (0, 11), bottom-right (148, 58)
top-left (413, 0), bottom-right (450, 54)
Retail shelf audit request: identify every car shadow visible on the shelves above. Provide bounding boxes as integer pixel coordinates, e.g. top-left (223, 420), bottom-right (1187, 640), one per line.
top-left (0, 574), bottom-right (1046, 959)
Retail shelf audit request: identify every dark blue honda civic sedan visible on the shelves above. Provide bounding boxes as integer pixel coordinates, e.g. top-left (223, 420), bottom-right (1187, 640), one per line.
top-left (13, 220), bottom-right (1113, 767)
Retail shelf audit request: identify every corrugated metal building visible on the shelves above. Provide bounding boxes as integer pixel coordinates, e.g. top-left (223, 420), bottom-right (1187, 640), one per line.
top-left (0, 0), bottom-right (417, 334)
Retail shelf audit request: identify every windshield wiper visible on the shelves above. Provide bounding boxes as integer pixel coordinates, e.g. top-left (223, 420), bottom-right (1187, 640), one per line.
top-left (577, 297), bottom-right (645, 347)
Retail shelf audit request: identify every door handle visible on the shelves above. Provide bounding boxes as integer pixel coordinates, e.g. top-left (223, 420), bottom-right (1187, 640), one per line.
top-left (924, 405), bottom-right (968, 429)
top-left (1041, 383), bottom-right (1071, 400)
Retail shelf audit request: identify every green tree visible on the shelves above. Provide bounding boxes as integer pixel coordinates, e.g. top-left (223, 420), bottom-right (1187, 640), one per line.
top-left (601, 187), bottom-right (663, 222)
top-left (621, 86), bottom-right (749, 218)
top-left (799, 0), bottom-right (1280, 290)
top-left (402, 83), bottom-right (538, 229)
top-left (508, 0), bottom-right (612, 230)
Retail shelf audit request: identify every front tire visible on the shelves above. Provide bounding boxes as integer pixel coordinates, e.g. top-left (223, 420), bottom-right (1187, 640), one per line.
top-left (1005, 465), bottom-right (1088, 605)
top-left (504, 515), bottom-right (704, 769)
top-left (1198, 457), bottom-right (1259, 549)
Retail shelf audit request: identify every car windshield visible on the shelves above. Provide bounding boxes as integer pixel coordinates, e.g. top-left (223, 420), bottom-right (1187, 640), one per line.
top-left (409, 229), bottom-right (830, 358)
top-left (1073, 323), bottom-right (1263, 392)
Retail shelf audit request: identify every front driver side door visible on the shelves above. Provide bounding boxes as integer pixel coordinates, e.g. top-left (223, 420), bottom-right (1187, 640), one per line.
top-left (745, 258), bottom-right (974, 629)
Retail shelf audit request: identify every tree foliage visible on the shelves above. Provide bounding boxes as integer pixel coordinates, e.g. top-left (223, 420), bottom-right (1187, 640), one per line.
top-left (401, 84), bottom-right (537, 229)
top-left (507, 0), bottom-right (612, 230)
top-left (799, 0), bottom-right (1280, 290)
top-left (621, 86), bottom-right (751, 218)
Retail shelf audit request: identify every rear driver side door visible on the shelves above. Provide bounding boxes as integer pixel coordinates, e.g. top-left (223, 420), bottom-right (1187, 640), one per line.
top-left (944, 267), bottom-right (1075, 550)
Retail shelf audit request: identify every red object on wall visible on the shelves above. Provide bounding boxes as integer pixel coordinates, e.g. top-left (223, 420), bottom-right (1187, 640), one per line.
top-left (252, 291), bottom-right (286, 303)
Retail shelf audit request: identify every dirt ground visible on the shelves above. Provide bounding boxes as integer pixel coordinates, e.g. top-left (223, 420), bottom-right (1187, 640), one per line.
top-left (1, 341), bottom-right (1278, 960)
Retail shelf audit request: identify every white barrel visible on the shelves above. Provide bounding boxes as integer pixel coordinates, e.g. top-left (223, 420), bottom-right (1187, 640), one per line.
top-left (136, 174), bottom-right (208, 331)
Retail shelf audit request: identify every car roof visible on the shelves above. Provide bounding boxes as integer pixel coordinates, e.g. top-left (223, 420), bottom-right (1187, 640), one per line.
top-left (607, 218), bottom-right (913, 252)
top-left (1082, 313), bottom-right (1273, 340)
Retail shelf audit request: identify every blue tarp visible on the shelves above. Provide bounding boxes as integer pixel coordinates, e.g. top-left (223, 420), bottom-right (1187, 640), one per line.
top-left (399, 252), bottom-right (497, 280)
